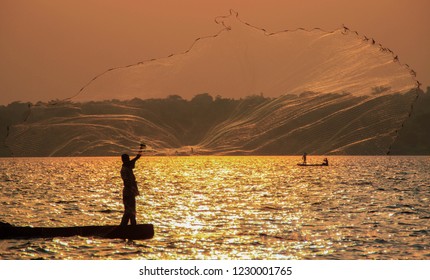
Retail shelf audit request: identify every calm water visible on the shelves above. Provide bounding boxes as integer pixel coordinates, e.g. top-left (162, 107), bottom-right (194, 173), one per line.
top-left (0, 156), bottom-right (429, 260)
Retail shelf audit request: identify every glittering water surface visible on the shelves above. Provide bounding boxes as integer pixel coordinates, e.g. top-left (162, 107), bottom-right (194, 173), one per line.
top-left (0, 156), bottom-right (429, 260)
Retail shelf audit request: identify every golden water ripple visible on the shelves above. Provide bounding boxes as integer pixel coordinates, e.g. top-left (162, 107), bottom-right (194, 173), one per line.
top-left (0, 156), bottom-right (429, 259)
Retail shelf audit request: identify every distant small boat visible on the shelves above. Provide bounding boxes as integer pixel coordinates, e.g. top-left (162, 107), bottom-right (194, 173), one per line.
top-left (297, 163), bottom-right (328, 166)
top-left (0, 223), bottom-right (154, 240)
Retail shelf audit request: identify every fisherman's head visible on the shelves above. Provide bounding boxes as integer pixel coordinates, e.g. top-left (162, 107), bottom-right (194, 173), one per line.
top-left (121, 154), bottom-right (130, 164)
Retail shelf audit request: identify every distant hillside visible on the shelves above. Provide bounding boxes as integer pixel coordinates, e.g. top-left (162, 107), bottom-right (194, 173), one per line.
top-left (1, 89), bottom-right (428, 157)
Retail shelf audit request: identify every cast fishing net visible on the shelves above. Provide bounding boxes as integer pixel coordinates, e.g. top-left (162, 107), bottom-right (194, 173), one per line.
top-left (2, 10), bottom-right (421, 156)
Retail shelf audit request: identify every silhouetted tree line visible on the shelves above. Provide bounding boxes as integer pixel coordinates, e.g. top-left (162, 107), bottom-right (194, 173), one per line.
top-left (0, 102), bottom-right (32, 156)
top-left (0, 94), bottom-right (272, 148)
top-left (1, 89), bottom-right (429, 154)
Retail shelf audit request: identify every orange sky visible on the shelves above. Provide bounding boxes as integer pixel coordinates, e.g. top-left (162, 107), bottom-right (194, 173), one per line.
top-left (1, 0), bottom-right (429, 104)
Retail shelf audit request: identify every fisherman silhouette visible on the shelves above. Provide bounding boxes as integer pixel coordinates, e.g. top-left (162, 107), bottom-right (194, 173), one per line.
top-left (322, 158), bottom-right (329, 166)
top-left (120, 144), bottom-right (145, 226)
top-left (302, 152), bottom-right (307, 164)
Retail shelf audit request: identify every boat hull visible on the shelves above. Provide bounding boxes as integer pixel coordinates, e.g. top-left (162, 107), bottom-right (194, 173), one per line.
top-left (0, 224), bottom-right (154, 240)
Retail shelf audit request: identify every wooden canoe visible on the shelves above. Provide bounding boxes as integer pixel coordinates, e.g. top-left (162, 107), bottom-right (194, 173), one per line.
top-left (0, 223), bottom-right (154, 240)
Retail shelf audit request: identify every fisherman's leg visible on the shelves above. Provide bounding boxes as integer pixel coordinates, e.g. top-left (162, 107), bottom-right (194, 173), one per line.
top-left (130, 215), bottom-right (137, 226)
top-left (121, 195), bottom-right (136, 226)
top-left (120, 213), bottom-right (130, 226)
top-left (121, 195), bottom-right (132, 226)
top-left (130, 196), bottom-right (137, 225)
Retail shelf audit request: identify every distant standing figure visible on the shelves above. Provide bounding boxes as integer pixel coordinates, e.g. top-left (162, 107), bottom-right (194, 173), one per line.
top-left (302, 152), bottom-right (307, 164)
top-left (322, 158), bottom-right (329, 166)
top-left (120, 144), bottom-right (144, 226)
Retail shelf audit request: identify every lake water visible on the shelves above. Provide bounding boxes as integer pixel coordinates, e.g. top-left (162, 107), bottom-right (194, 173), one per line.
top-left (0, 156), bottom-right (429, 260)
